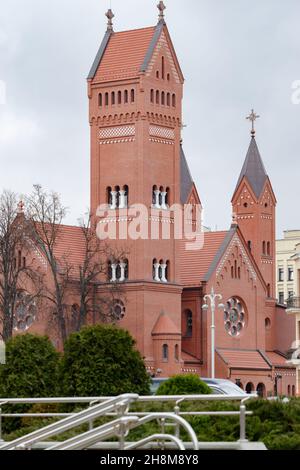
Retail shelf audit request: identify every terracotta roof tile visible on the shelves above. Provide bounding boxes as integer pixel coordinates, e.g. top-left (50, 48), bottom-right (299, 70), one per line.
top-left (179, 231), bottom-right (229, 286)
top-left (53, 225), bottom-right (86, 273)
top-left (93, 27), bottom-right (156, 82)
top-left (217, 349), bottom-right (271, 370)
top-left (265, 351), bottom-right (291, 367)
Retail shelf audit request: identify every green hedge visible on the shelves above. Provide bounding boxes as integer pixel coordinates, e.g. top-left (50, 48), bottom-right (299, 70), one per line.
top-left (59, 324), bottom-right (150, 396)
top-left (156, 374), bottom-right (212, 395)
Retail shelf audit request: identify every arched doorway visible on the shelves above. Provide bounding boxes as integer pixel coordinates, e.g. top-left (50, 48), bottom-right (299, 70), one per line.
top-left (245, 382), bottom-right (254, 394)
top-left (256, 383), bottom-right (266, 398)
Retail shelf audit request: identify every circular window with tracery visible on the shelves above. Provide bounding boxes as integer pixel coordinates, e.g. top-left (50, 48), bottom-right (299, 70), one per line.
top-left (13, 291), bottom-right (37, 332)
top-left (224, 298), bottom-right (246, 337)
top-left (111, 300), bottom-right (125, 321)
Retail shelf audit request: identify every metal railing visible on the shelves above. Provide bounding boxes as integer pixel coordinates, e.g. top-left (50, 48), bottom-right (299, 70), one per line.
top-left (0, 394), bottom-right (138, 450)
top-left (286, 296), bottom-right (300, 310)
top-left (0, 393), bottom-right (257, 451)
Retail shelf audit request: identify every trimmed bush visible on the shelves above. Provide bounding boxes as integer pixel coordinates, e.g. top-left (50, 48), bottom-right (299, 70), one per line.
top-left (156, 374), bottom-right (212, 395)
top-left (0, 334), bottom-right (60, 434)
top-left (60, 325), bottom-right (150, 396)
top-left (0, 334), bottom-right (60, 398)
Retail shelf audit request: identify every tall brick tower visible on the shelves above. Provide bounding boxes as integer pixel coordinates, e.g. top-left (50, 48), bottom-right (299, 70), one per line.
top-left (232, 111), bottom-right (277, 298)
top-left (87, 3), bottom-right (187, 375)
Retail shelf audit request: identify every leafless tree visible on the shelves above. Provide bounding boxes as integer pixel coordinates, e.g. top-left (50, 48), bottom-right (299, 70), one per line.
top-left (26, 185), bottom-right (70, 345)
top-left (71, 214), bottom-right (125, 332)
top-left (0, 191), bottom-right (42, 341)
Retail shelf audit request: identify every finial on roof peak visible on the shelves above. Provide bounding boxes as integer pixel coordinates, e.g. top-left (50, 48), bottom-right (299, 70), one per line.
top-left (106, 8), bottom-right (114, 32)
top-left (17, 200), bottom-right (24, 214)
top-left (157, 1), bottom-right (166, 22)
top-left (246, 109), bottom-right (260, 137)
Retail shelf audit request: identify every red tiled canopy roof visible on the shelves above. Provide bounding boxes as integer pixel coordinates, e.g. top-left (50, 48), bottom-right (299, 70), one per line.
top-left (216, 349), bottom-right (271, 370)
top-left (179, 231), bottom-right (229, 286)
top-left (152, 312), bottom-right (181, 335)
top-left (93, 27), bottom-right (156, 82)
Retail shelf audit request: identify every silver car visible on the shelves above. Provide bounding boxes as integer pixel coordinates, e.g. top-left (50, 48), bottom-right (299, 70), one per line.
top-left (150, 377), bottom-right (249, 396)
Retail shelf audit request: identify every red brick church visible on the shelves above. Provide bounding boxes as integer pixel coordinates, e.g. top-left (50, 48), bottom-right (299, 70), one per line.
top-left (16, 3), bottom-right (297, 396)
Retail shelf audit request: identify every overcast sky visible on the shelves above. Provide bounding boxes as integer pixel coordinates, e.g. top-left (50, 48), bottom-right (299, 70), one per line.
top-left (0, 0), bottom-right (299, 237)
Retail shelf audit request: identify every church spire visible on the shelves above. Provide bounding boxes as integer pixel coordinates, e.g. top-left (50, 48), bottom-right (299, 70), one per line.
top-left (233, 110), bottom-right (267, 200)
top-left (105, 8), bottom-right (114, 32)
top-left (157, 1), bottom-right (166, 22)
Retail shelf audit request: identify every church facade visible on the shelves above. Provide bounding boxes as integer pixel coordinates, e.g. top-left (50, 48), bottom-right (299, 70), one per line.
top-left (15, 4), bottom-right (297, 396)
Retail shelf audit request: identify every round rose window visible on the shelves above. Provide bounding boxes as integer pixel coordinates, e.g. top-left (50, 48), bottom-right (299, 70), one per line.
top-left (111, 300), bottom-right (125, 321)
top-left (224, 298), bottom-right (246, 337)
top-left (13, 291), bottom-right (36, 331)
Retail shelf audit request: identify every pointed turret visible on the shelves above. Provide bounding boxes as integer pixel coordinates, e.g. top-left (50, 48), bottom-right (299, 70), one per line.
top-left (232, 111), bottom-right (276, 298)
top-left (234, 137), bottom-right (268, 199)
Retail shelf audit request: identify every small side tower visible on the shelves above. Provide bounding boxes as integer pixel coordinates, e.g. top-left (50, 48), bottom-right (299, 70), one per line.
top-left (232, 110), bottom-right (276, 297)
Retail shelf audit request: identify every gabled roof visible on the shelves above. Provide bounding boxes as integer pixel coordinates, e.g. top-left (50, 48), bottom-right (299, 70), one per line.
top-left (89, 26), bottom-right (156, 82)
top-left (216, 349), bottom-right (271, 370)
top-left (88, 20), bottom-right (184, 83)
top-left (180, 145), bottom-right (194, 204)
top-left (234, 137), bottom-right (268, 199)
top-left (179, 230), bottom-right (231, 286)
top-left (152, 312), bottom-right (181, 335)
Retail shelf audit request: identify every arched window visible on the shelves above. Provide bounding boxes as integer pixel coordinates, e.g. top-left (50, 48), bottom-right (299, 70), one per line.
top-left (152, 185), bottom-right (158, 206)
top-left (162, 56), bottom-right (165, 80)
top-left (165, 260), bottom-right (170, 282)
top-left (156, 90), bottom-right (160, 105)
top-left (292, 385), bottom-right (296, 396)
top-left (118, 90), bottom-right (122, 104)
top-left (246, 382), bottom-right (254, 394)
top-left (172, 94), bottom-right (176, 107)
top-left (108, 261), bottom-right (112, 282)
top-left (105, 92), bottom-right (109, 106)
top-left (18, 250), bottom-right (22, 269)
top-left (111, 91), bottom-right (115, 105)
top-left (231, 266), bottom-right (234, 279)
top-left (265, 317), bottom-right (271, 329)
top-left (156, 70), bottom-right (159, 79)
top-left (23, 257), bottom-right (26, 268)
top-left (107, 186), bottom-right (112, 206)
top-left (174, 344), bottom-right (179, 361)
top-left (115, 185), bottom-right (120, 208)
top-left (185, 310), bottom-right (193, 337)
top-left (131, 89), bottom-right (135, 103)
top-left (99, 93), bottom-right (103, 107)
top-left (167, 93), bottom-right (170, 106)
top-left (123, 185), bottom-right (129, 208)
top-left (234, 260), bottom-right (237, 278)
top-left (153, 258), bottom-right (158, 281)
top-left (287, 385), bottom-right (291, 396)
top-left (162, 344), bottom-right (168, 361)
top-left (267, 284), bottom-right (271, 298)
top-left (159, 186), bottom-right (164, 207)
top-left (150, 89), bottom-right (154, 103)
top-left (124, 90), bottom-right (128, 104)
top-left (167, 73), bottom-right (170, 81)
top-left (165, 187), bottom-right (170, 206)
top-left (267, 242), bottom-right (271, 256)
top-left (238, 266), bottom-right (241, 279)
top-left (247, 240), bottom-right (252, 252)
top-left (124, 259), bottom-right (129, 280)
top-left (116, 262), bottom-right (121, 281)
top-left (262, 241), bottom-right (266, 255)
top-left (161, 91), bottom-right (165, 105)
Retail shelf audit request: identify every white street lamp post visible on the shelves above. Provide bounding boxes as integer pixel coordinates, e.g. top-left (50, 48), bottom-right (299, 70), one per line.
top-left (202, 287), bottom-right (225, 379)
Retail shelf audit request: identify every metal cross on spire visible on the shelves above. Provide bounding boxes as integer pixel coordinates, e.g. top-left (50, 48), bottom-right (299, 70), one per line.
top-left (246, 109), bottom-right (260, 137)
top-left (106, 8), bottom-right (114, 32)
top-left (157, 1), bottom-right (166, 21)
